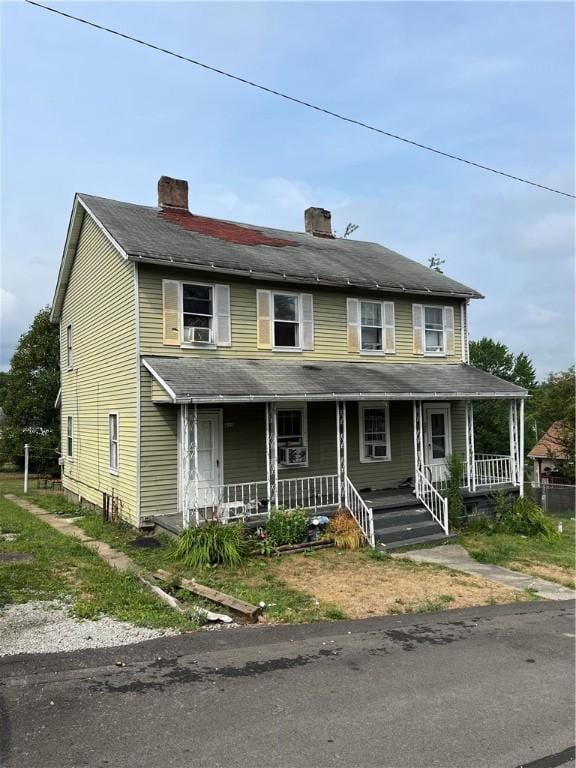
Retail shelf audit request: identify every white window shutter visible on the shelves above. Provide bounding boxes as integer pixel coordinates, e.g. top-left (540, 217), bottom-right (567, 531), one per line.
top-left (444, 306), bottom-right (455, 355)
top-left (214, 284), bottom-right (231, 347)
top-left (300, 294), bottom-right (314, 350)
top-left (383, 302), bottom-right (395, 354)
top-left (347, 298), bottom-right (360, 353)
top-left (413, 304), bottom-right (424, 355)
top-left (256, 290), bottom-right (272, 349)
top-left (162, 280), bottom-right (181, 346)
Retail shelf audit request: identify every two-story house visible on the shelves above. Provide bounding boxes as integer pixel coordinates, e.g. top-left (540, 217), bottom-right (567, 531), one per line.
top-left (51, 176), bottom-right (527, 547)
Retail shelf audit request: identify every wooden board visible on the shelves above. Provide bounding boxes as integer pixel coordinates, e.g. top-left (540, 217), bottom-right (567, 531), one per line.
top-left (153, 569), bottom-right (261, 621)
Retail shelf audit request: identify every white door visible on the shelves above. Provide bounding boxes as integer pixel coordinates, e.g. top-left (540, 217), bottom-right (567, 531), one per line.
top-left (192, 411), bottom-right (223, 508)
top-left (423, 405), bottom-right (452, 483)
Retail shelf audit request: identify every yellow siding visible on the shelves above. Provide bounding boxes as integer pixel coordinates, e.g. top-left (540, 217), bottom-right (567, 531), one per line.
top-left (60, 215), bottom-right (139, 524)
top-left (138, 265), bottom-right (465, 363)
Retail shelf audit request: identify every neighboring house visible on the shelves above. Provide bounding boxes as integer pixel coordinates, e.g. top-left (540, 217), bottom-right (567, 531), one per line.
top-left (51, 176), bottom-right (527, 547)
top-left (529, 421), bottom-right (571, 484)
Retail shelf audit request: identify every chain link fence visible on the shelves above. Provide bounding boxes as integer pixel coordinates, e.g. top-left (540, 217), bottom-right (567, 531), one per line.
top-left (528, 483), bottom-right (575, 516)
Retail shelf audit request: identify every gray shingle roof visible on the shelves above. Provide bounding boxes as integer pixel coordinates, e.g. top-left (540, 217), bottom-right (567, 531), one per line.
top-left (79, 193), bottom-right (483, 299)
top-left (143, 357), bottom-right (526, 403)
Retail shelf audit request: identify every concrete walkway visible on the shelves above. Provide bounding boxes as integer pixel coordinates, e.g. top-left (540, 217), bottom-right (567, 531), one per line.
top-left (4, 494), bottom-right (135, 572)
top-left (392, 543), bottom-right (576, 601)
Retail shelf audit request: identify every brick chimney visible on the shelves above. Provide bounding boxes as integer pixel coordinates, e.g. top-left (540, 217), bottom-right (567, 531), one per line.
top-left (304, 207), bottom-right (333, 238)
top-left (158, 176), bottom-right (189, 210)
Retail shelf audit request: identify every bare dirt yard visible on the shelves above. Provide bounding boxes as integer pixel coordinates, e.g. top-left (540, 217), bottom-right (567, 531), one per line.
top-left (272, 548), bottom-right (530, 619)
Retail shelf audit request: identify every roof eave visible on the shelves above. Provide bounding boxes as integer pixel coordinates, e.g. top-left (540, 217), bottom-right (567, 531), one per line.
top-left (128, 253), bottom-right (484, 300)
top-left (170, 391), bottom-right (527, 404)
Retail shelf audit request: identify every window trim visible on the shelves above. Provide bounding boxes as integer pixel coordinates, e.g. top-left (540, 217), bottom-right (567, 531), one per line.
top-left (359, 299), bottom-right (385, 356)
top-left (358, 402), bottom-right (391, 463)
top-left (108, 412), bottom-right (119, 475)
top-left (423, 305), bottom-right (446, 357)
top-left (66, 323), bottom-right (73, 370)
top-left (276, 403), bottom-right (308, 469)
top-left (180, 280), bottom-right (217, 349)
top-left (66, 415), bottom-right (74, 461)
top-left (272, 291), bottom-right (302, 352)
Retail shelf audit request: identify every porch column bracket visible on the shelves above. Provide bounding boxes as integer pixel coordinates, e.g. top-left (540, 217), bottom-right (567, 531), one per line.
top-left (266, 403), bottom-right (278, 511)
top-left (191, 404), bottom-right (199, 524)
top-left (336, 401), bottom-right (347, 507)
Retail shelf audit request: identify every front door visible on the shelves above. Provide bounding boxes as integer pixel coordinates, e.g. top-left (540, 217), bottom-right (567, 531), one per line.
top-left (193, 411), bottom-right (223, 508)
top-left (423, 404), bottom-right (452, 483)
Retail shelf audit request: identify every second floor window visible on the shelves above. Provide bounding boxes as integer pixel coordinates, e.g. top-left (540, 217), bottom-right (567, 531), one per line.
top-left (183, 284), bottom-right (213, 344)
top-left (424, 306), bottom-right (444, 354)
top-left (360, 301), bottom-right (383, 351)
top-left (273, 294), bottom-right (300, 348)
top-left (66, 324), bottom-right (73, 369)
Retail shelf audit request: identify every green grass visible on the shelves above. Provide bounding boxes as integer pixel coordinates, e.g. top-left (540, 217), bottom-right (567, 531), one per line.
top-left (458, 515), bottom-right (575, 588)
top-left (0, 476), bottom-right (347, 625)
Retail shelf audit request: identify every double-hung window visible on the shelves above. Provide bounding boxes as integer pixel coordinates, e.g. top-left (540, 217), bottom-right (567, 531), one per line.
top-left (66, 324), bottom-right (73, 369)
top-left (273, 294), bottom-right (300, 348)
top-left (276, 406), bottom-right (308, 467)
top-left (182, 283), bottom-right (213, 344)
top-left (109, 413), bottom-right (119, 474)
top-left (66, 416), bottom-right (73, 460)
top-left (360, 301), bottom-right (383, 351)
top-left (359, 404), bottom-right (390, 462)
top-left (424, 307), bottom-right (445, 354)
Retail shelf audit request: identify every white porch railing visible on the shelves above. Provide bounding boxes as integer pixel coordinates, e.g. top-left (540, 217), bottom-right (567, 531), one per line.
top-left (345, 477), bottom-right (375, 547)
top-left (415, 467), bottom-right (449, 534)
top-left (473, 454), bottom-right (513, 487)
top-left (196, 480), bottom-right (269, 523)
top-left (277, 474), bottom-right (339, 511)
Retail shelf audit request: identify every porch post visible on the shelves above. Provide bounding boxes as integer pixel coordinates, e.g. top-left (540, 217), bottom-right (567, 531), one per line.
top-left (191, 403), bottom-right (199, 524)
top-left (465, 401), bottom-right (476, 492)
top-left (509, 400), bottom-right (519, 487)
top-left (336, 401), bottom-right (347, 507)
top-left (265, 402), bottom-right (278, 510)
top-left (519, 398), bottom-right (525, 497)
top-left (413, 400), bottom-right (424, 490)
top-left (181, 405), bottom-right (191, 527)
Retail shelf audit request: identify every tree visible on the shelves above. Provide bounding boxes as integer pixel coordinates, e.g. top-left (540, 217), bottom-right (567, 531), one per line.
top-left (0, 372), bottom-right (8, 407)
top-left (530, 367), bottom-right (575, 480)
top-left (470, 338), bottom-right (537, 455)
top-left (1, 308), bottom-right (60, 471)
top-left (428, 254), bottom-right (445, 273)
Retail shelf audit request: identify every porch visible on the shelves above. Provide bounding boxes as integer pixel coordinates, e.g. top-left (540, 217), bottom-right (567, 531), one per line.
top-left (143, 357), bottom-right (527, 546)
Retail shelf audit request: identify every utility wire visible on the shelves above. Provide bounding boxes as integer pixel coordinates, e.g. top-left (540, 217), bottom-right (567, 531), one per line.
top-left (25, 0), bottom-right (575, 199)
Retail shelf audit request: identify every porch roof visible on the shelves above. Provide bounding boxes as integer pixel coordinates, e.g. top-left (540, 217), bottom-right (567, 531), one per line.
top-left (142, 357), bottom-right (528, 404)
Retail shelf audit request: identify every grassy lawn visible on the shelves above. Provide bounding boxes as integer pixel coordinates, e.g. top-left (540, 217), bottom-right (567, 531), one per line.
top-left (458, 516), bottom-right (575, 589)
top-left (1, 475), bottom-right (546, 628)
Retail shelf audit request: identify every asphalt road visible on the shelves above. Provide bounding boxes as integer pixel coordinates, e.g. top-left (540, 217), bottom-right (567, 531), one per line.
top-left (0, 601), bottom-right (574, 768)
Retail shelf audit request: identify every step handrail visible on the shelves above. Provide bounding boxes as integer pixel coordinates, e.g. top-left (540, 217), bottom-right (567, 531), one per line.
top-left (415, 467), bottom-right (449, 534)
top-left (345, 476), bottom-right (375, 548)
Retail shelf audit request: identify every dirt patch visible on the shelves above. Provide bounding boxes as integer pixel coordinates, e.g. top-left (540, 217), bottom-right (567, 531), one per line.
top-left (508, 561), bottom-right (576, 589)
top-left (272, 550), bottom-right (527, 618)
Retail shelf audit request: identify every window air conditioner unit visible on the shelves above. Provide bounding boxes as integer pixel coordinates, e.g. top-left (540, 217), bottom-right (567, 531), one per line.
top-left (278, 446), bottom-right (308, 466)
top-left (184, 326), bottom-right (212, 344)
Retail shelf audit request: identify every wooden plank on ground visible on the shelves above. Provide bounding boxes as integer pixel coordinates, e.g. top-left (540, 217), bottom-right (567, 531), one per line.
top-left (153, 569), bottom-right (261, 621)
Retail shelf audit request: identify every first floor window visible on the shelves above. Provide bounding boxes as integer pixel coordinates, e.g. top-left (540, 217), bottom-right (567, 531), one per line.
top-left (182, 283), bottom-right (213, 344)
top-left (273, 293), bottom-right (300, 348)
top-left (424, 306), bottom-right (444, 353)
top-left (360, 404), bottom-right (390, 462)
top-left (66, 416), bottom-right (73, 459)
top-left (276, 407), bottom-right (308, 466)
top-left (109, 414), bottom-right (119, 472)
top-left (360, 301), bottom-right (382, 351)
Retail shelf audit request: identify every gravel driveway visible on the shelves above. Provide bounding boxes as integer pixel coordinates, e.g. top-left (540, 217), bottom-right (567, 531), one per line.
top-left (0, 600), bottom-right (177, 657)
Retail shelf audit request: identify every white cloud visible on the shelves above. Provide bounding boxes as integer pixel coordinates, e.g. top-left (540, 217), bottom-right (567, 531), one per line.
top-left (521, 212), bottom-right (575, 251)
top-left (0, 288), bottom-right (17, 320)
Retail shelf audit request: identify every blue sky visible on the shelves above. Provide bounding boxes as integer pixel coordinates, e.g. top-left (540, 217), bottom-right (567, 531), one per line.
top-left (1, 1), bottom-right (574, 377)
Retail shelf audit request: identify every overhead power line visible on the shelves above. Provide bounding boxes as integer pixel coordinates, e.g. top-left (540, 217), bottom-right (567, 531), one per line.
top-left (25, 0), bottom-right (575, 199)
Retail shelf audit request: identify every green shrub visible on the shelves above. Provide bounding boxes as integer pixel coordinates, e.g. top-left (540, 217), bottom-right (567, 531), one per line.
top-left (266, 508), bottom-right (308, 546)
top-left (465, 515), bottom-right (494, 533)
top-left (445, 453), bottom-right (464, 528)
top-left (496, 496), bottom-right (559, 539)
top-left (174, 521), bottom-right (247, 568)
